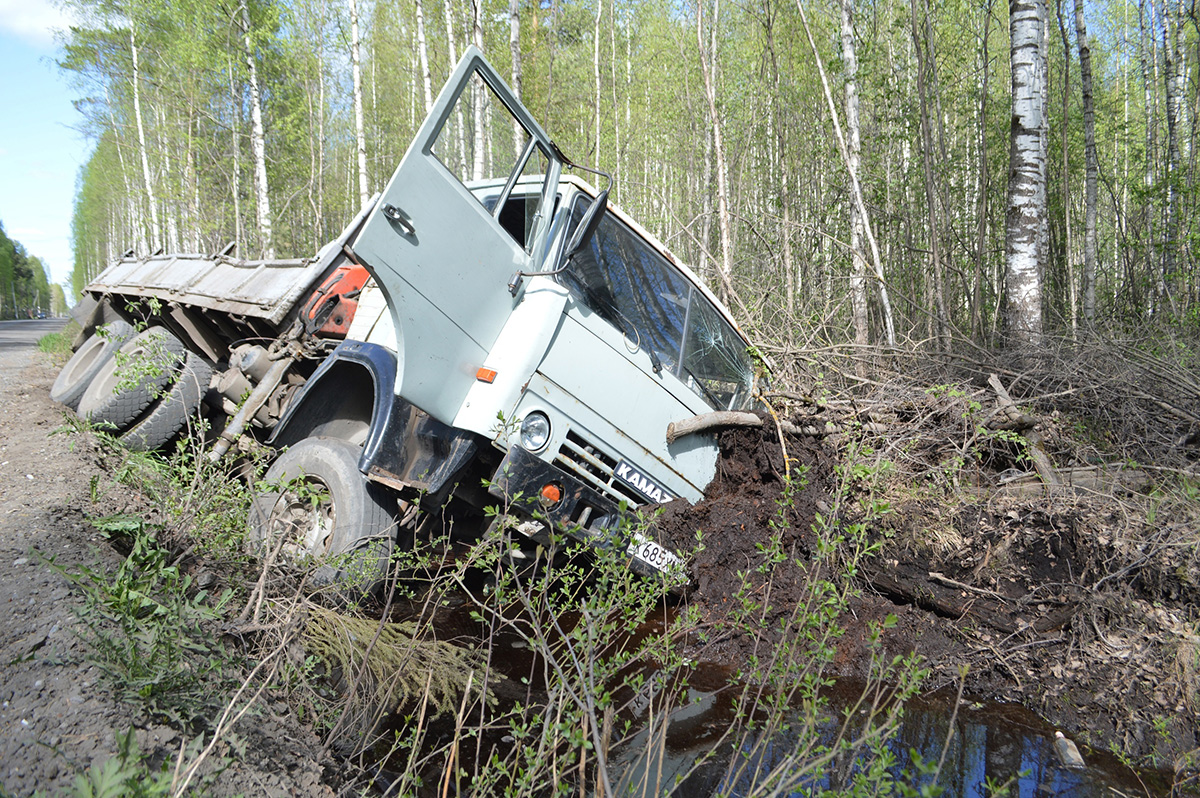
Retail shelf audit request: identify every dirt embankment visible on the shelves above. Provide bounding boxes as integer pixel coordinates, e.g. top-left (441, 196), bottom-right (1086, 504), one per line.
top-left (654, 409), bottom-right (1199, 772)
top-left (0, 341), bottom-right (344, 797)
top-left (5, 325), bottom-right (1198, 791)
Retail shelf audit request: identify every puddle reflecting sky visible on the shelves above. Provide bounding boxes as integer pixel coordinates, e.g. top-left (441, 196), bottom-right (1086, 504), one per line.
top-left (611, 679), bottom-right (1185, 797)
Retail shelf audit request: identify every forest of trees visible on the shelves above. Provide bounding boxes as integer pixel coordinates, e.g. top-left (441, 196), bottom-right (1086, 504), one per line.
top-left (61, 0), bottom-right (1200, 351)
top-left (0, 222), bottom-right (61, 319)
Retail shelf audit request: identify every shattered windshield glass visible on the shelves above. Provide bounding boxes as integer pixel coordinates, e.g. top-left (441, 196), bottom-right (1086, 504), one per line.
top-left (559, 197), bottom-right (756, 411)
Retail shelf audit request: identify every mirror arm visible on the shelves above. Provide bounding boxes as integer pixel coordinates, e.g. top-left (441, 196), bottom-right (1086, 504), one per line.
top-left (508, 261), bottom-right (573, 297)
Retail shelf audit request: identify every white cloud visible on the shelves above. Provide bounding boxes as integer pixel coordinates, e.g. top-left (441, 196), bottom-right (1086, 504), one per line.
top-left (0, 0), bottom-right (78, 48)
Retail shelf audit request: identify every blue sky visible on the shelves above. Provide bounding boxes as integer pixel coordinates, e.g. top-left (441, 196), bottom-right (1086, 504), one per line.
top-left (0, 0), bottom-right (88, 293)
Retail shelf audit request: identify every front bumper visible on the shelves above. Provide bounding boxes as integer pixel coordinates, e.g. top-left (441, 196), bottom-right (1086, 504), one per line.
top-left (487, 445), bottom-right (685, 586)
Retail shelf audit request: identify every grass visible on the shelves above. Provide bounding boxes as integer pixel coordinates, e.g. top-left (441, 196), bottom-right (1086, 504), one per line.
top-left (37, 320), bottom-right (79, 362)
top-left (52, 404), bottom-right (949, 797)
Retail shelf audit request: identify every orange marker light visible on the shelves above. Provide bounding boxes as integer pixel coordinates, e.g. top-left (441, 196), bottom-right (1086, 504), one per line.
top-left (476, 367), bottom-right (497, 383)
top-left (540, 484), bottom-right (563, 504)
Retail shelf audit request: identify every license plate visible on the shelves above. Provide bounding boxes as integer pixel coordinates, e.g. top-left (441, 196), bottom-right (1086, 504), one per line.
top-left (628, 536), bottom-right (683, 573)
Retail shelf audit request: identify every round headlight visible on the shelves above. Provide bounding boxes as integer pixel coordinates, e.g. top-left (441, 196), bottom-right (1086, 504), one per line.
top-left (519, 411), bottom-right (551, 452)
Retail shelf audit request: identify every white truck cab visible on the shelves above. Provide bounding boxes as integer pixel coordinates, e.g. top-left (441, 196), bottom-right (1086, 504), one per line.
top-left (258, 46), bottom-right (756, 588)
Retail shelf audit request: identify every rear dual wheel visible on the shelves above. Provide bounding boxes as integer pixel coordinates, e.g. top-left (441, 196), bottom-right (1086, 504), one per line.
top-left (74, 325), bottom-right (213, 451)
top-left (120, 352), bottom-right (214, 452)
top-left (77, 326), bottom-right (187, 431)
top-left (50, 321), bottom-right (135, 410)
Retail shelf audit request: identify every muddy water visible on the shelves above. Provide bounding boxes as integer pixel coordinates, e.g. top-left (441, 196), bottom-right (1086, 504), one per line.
top-left (383, 586), bottom-right (1188, 797)
top-left (611, 674), bottom-right (1183, 797)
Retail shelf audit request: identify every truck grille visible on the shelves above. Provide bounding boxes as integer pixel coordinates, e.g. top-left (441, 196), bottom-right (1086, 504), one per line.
top-left (553, 430), bottom-right (644, 508)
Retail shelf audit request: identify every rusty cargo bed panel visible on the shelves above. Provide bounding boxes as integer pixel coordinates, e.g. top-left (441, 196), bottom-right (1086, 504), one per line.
top-left (83, 198), bottom-right (377, 328)
top-left (85, 254), bottom-right (326, 326)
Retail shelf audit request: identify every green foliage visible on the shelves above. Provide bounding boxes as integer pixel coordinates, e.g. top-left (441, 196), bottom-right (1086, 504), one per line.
top-left (37, 329), bottom-right (76, 360)
top-left (0, 220), bottom-right (53, 319)
top-left (52, 0), bottom-right (1200, 337)
top-left (64, 727), bottom-right (221, 798)
top-left (362, 447), bottom-right (935, 797)
top-left (47, 516), bottom-right (238, 728)
top-left (68, 728), bottom-right (174, 798)
top-left (110, 421), bottom-right (265, 559)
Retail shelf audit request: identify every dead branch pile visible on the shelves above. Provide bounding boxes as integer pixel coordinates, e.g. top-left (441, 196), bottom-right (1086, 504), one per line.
top-left (753, 330), bottom-right (1200, 490)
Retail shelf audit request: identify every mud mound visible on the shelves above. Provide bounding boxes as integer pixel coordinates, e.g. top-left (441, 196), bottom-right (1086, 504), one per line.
top-left (654, 419), bottom-right (835, 663)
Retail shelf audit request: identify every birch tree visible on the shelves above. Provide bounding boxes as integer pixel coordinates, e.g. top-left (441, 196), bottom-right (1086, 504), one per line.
top-left (796, 0), bottom-right (895, 346)
top-left (1004, 0), bottom-right (1047, 342)
top-left (1072, 0), bottom-right (1097, 325)
top-left (349, 0), bottom-right (369, 208)
top-left (1160, 0), bottom-right (1185, 308)
top-left (415, 0), bottom-right (433, 113)
top-left (240, 3), bottom-right (274, 258)
top-left (697, 0), bottom-right (736, 302)
top-left (842, 0), bottom-right (868, 347)
top-left (129, 25), bottom-right (160, 252)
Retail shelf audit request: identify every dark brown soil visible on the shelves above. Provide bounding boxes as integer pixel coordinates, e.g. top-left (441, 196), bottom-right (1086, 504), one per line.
top-left (655, 421), bottom-right (833, 662)
top-left (651, 412), bottom-right (1200, 771)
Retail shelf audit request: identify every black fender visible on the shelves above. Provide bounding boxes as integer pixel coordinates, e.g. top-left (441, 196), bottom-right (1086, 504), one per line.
top-left (270, 340), bottom-right (480, 504)
top-left (270, 340), bottom-right (396, 454)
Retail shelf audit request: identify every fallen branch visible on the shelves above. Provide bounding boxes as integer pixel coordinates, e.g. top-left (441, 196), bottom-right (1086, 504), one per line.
top-left (665, 411), bottom-right (885, 444)
top-left (666, 411), bottom-right (761, 444)
top-left (988, 374), bottom-right (1059, 487)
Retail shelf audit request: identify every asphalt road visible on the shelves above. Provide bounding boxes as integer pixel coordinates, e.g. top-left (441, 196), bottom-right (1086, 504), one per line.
top-left (0, 319), bottom-right (68, 352)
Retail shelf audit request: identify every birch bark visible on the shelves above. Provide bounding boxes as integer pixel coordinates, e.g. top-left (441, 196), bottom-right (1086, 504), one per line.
top-left (510, 0), bottom-right (523, 157)
top-left (1161, 0), bottom-right (1184, 307)
top-left (795, 0), bottom-right (895, 345)
top-left (697, 0), bottom-right (736, 302)
top-left (240, 4), bottom-right (274, 258)
top-left (416, 0), bottom-right (434, 113)
top-left (1004, 0), bottom-right (1047, 343)
top-left (842, 0), bottom-right (869, 348)
top-left (129, 27), bottom-right (160, 251)
top-left (349, 0), bottom-right (369, 208)
top-left (1074, 0), bottom-right (1098, 324)
top-left (471, 0), bottom-right (485, 180)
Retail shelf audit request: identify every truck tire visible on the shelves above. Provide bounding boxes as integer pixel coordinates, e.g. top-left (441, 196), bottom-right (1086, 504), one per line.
top-left (76, 326), bottom-right (187, 433)
top-left (50, 320), bottom-right (135, 410)
top-left (120, 352), bottom-right (214, 452)
top-left (249, 437), bottom-right (396, 600)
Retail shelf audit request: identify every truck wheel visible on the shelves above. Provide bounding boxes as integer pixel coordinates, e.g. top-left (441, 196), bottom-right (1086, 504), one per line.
top-left (120, 352), bottom-right (214, 452)
top-left (50, 320), bottom-right (135, 410)
top-left (249, 437), bottom-right (396, 600)
top-left (76, 326), bottom-right (187, 433)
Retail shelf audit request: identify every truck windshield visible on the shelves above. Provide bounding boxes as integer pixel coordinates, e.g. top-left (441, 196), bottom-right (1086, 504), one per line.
top-left (558, 197), bottom-right (756, 411)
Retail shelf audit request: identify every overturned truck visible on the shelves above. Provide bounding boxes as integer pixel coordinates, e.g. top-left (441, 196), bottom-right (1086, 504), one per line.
top-left (57, 47), bottom-right (759, 592)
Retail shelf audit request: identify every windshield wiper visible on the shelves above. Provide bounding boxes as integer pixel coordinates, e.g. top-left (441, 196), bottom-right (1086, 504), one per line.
top-left (609, 309), bottom-right (663, 374)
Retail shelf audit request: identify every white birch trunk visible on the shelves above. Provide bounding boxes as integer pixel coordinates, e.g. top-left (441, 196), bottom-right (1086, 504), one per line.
top-left (795, 0), bottom-right (895, 345)
top-left (697, 0), bottom-right (736, 302)
top-left (129, 27), bottom-right (160, 251)
top-left (241, 4), bottom-right (274, 258)
top-left (1161, 0), bottom-right (1184, 305)
top-left (349, 0), bottom-right (369, 208)
top-left (228, 54), bottom-right (243, 253)
top-left (842, 0), bottom-right (869, 347)
top-left (593, 0), bottom-right (603, 159)
top-left (1004, 0), bottom-right (1047, 343)
top-left (416, 0), bottom-right (434, 113)
top-left (1074, 0), bottom-right (1098, 324)
top-left (471, 0), bottom-right (485, 180)
top-left (509, 0), bottom-right (523, 157)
